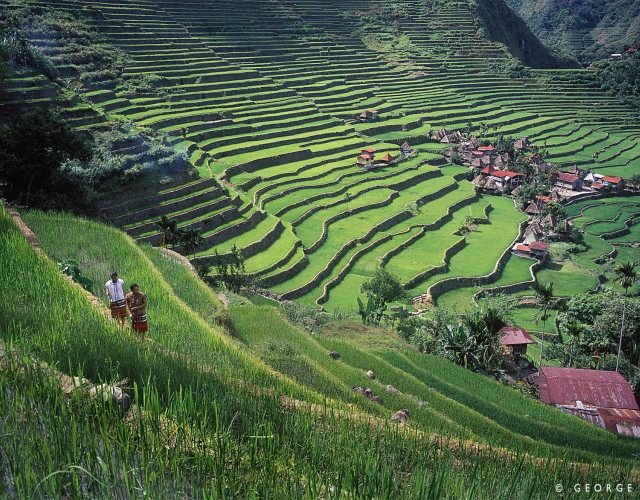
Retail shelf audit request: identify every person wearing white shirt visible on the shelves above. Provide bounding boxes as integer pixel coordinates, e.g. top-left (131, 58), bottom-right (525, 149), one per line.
top-left (105, 271), bottom-right (126, 327)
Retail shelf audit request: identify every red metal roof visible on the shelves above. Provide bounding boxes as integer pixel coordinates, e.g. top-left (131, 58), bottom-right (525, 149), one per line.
top-left (499, 326), bottom-right (536, 346)
top-left (592, 182), bottom-right (604, 189)
top-left (602, 176), bottom-right (622, 183)
top-left (358, 154), bottom-right (371, 159)
top-left (536, 367), bottom-right (639, 409)
top-left (381, 153), bottom-right (393, 162)
top-left (557, 172), bottom-right (579, 183)
top-left (481, 166), bottom-right (522, 178)
top-left (536, 195), bottom-right (550, 203)
top-left (477, 146), bottom-right (495, 151)
top-left (514, 244), bottom-right (530, 252)
top-left (362, 148), bottom-right (376, 153)
top-left (529, 241), bottom-right (548, 251)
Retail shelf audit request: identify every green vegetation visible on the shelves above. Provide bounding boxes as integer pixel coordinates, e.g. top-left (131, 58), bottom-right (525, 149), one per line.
top-left (3, 0), bottom-right (640, 493)
top-left (505, 0), bottom-right (640, 64)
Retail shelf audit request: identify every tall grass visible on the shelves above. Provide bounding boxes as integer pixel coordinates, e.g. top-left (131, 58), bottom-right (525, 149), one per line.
top-left (4, 207), bottom-right (638, 497)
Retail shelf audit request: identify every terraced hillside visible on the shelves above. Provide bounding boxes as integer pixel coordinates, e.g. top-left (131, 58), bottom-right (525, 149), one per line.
top-left (3, 205), bottom-right (640, 496)
top-left (2, 0), bottom-right (639, 311)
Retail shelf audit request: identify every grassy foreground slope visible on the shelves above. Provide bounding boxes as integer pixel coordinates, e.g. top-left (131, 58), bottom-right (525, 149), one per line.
top-left (2, 207), bottom-right (638, 497)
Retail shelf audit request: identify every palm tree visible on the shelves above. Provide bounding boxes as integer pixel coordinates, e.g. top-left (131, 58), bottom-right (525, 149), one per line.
top-left (564, 320), bottom-right (582, 368)
top-left (155, 215), bottom-right (177, 248)
top-left (612, 261), bottom-right (637, 372)
top-left (534, 281), bottom-right (554, 376)
top-left (180, 228), bottom-right (205, 260)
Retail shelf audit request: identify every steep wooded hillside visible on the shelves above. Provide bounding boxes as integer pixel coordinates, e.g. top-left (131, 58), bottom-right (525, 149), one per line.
top-left (505, 0), bottom-right (640, 64)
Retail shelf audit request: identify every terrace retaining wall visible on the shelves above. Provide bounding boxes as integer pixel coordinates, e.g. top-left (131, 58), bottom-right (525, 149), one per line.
top-left (196, 210), bottom-right (266, 252)
top-left (111, 186), bottom-right (222, 228)
top-left (259, 254), bottom-right (309, 288)
top-left (281, 211), bottom-right (414, 300)
top-left (254, 240), bottom-right (303, 277)
top-left (127, 197), bottom-right (231, 236)
top-left (423, 219), bottom-right (527, 301)
top-left (472, 259), bottom-right (545, 305)
top-left (137, 207), bottom-right (240, 246)
top-left (222, 149), bottom-right (314, 180)
top-left (404, 237), bottom-right (467, 290)
top-left (107, 178), bottom-right (219, 218)
top-left (304, 191), bottom-right (400, 254)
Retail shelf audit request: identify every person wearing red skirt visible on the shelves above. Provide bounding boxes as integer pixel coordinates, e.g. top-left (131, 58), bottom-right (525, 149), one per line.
top-left (126, 283), bottom-right (148, 343)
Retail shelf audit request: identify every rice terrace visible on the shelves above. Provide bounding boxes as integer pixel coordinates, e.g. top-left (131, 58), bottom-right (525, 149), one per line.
top-left (1, 0), bottom-right (640, 497)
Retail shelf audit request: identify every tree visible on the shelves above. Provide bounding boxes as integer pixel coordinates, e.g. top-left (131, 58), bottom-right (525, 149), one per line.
top-left (213, 244), bottom-right (254, 293)
top-left (541, 201), bottom-right (566, 221)
top-left (155, 215), bottom-right (178, 248)
top-left (631, 173), bottom-right (640, 192)
top-left (0, 107), bottom-right (92, 209)
top-left (564, 320), bottom-right (583, 368)
top-left (612, 261), bottom-right (637, 371)
top-left (360, 267), bottom-right (405, 320)
top-left (534, 281), bottom-right (555, 376)
top-left (462, 306), bottom-right (506, 373)
top-left (344, 191), bottom-right (351, 211)
top-left (180, 228), bottom-right (205, 259)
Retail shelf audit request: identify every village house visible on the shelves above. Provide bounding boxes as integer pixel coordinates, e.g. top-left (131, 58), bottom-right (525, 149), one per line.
top-left (431, 126), bottom-right (449, 141)
top-left (380, 152), bottom-right (394, 164)
top-left (356, 154), bottom-right (371, 168)
top-left (440, 130), bottom-right (464, 144)
top-left (529, 240), bottom-right (549, 259)
top-left (513, 243), bottom-right (532, 257)
top-left (525, 200), bottom-right (542, 216)
top-left (555, 172), bottom-right (583, 191)
top-left (499, 326), bottom-right (536, 357)
top-left (601, 176), bottom-right (624, 190)
top-left (356, 148), bottom-right (375, 169)
top-left (480, 165), bottom-right (524, 190)
top-left (567, 164), bottom-right (581, 177)
top-left (477, 145), bottom-right (495, 156)
top-left (357, 109), bottom-right (377, 120)
top-left (583, 172), bottom-right (603, 187)
top-left (401, 141), bottom-right (412, 154)
top-left (513, 137), bottom-right (531, 150)
top-left (535, 367), bottom-right (640, 437)
top-left (523, 220), bottom-right (544, 243)
top-left (524, 195), bottom-right (550, 216)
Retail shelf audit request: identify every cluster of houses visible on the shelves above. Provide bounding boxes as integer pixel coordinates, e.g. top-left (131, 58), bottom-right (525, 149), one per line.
top-left (499, 325), bottom-right (640, 437)
top-left (354, 147), bottom-right (394, 170)
top-left (354, 141), bottom-right (414, 170)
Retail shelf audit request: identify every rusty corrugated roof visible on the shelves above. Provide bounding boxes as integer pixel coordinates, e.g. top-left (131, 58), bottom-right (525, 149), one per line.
top-left (536, 367), bottom-right (639, 409)
top-left (558, 404), bottom-right (640, 438)
top-left (499, 326), bottom-right (536, 346)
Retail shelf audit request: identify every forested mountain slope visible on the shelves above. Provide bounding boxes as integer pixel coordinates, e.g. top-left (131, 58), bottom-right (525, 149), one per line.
top-left (505, 0), bottom-right (640, 64)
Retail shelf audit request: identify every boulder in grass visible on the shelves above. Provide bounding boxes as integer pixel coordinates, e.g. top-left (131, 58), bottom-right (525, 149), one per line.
top-left (386, 384), bottom-right (402, 395)
top-left (328, 351), bottom-right (340, 360)
top-left (371, 396), bottom-right (382, 404)
top-left (390, 409), bottom-right (410, 424)
top-left (351, 386), bottom-right (373, 399)
top-left (302, 316), bottom-right (319, 326)
top-left (88, 384), bottom-right (132, 412)
top-left (366, 370), bottom-right (375, 379)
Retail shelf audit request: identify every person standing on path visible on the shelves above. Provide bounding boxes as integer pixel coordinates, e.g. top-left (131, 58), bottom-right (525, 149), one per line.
top-left (126, 283), bottom-right (148, 343)
top-left (105, 271), bottom-right (127, 327)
